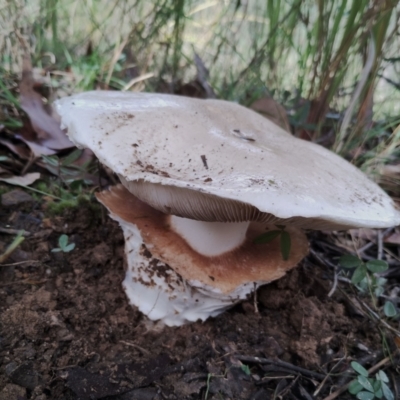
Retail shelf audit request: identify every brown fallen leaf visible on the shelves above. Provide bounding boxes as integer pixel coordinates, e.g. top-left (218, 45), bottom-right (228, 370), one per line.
top-left (384, 231), bottom-right (400, 245)
top-left (15, 135), bottom-right (56, 158)
top-left (0, 138), bottom-right (31, 160)
top-left (250, 97), bottom-right (291, 132)
top-left (0, 172), bottom-right (40, 186)
top-left (19, 55), bottom-right (72, 151)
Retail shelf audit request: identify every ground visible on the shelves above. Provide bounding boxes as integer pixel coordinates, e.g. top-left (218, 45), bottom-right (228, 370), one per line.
top-left (0, 190), bottom-right (399, 400)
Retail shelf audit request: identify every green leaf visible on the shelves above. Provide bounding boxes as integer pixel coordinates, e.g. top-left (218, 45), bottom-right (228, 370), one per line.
top-left (352, 266), bottom-right (367, 285)
top-left (70, 179), bottom-right (84, 192)
top-left (280, 230), bottom-right (291, 261)
top-left (58, 234), bottom-right (69, 249)
top-left (375, 388), bottom-right (383, 399)
top-left (352, 361), bottom-right (369, 377)
top-left (377, 370), bottom-right (389, 383)
top-left (253, 230), bottom-right (281, 244)
top-left (357, 376), bottom-right (374, 392)
top-left (373, 379), bottom-right (382, 391)
top-left (375, 286), bottom-right (385, 298)
top-left (381, 381), bottom-right (394, 400)
top-left (63, 243), bottom-right (75, 253)
top-left (383, 302), bottom-right (397, 318)
top-left (62, 149), bottom-right (83, 166)
top-left (240, 364), bottom-right (251, 376)
top-left (377, 277), bottom-right (387, 287)
top-left (356, 391), bottom-right (375, 400)
top-left (42, 155), bottom-right (60, 167)
top-left (366, 260), bottom-right (388, 273)
top-left (340, 255), bottom-right (363, 269)
top-left (349, 379), bottom-right (364, 394)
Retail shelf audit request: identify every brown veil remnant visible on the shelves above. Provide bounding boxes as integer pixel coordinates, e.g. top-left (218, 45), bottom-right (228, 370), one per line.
top-left (96, 185), bottom-right (308, 325)
top-left (56, 91), bottom-right (400, 325)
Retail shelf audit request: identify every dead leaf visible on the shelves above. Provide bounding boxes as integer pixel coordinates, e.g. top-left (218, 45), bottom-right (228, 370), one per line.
top-left (384, 231), bottom-right (400, 245)
top-left (15, 135), bottom-right (56, 158)
top-left (0, 139), bottom-right (31, 160)
top-left (381, 164), bottom-right (400, 177)
top-left (349, 228), bottom-right (377, 242)
top-left (250, 97), bottom-right (291, 132)
top-left (0, 172), bottom-right (40, 187)
top-left (19, 55), bottom-right (72, 151)
top-left (194, 52), bottom-right (216, 99)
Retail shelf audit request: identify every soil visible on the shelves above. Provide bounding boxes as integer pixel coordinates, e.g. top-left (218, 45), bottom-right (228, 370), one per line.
top-left (0, 192), bottom-right (399, 400)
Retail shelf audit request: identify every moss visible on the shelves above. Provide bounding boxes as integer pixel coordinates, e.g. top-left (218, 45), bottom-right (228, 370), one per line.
top-left (47, 198), bottom-right (79, 215)
top-left (46, 194), bottom-right (101, 217)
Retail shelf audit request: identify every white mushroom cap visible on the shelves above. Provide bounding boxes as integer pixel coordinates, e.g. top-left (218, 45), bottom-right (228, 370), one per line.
top-left (56, 91), bottom-right (400, 230)
top-left (96, 185), bottom-right (309, 326)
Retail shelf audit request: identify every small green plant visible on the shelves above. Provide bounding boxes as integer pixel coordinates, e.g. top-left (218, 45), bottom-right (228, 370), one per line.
top-left (41, 149), bottom-right (91, 184)
top-left (348, 361), bottom-right (394, 400)
top-left (254, 225), bottom-right (291, 260)
top-left (240, 364), bottom-right (251, 376)
top-left (339, 255), bottom-right (396, 316)
top-left (52, 234), bottom-right (75, 253)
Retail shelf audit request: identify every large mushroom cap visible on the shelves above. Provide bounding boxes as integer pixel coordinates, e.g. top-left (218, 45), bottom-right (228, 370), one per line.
top-left (56, 91), bottom-right (400, 230)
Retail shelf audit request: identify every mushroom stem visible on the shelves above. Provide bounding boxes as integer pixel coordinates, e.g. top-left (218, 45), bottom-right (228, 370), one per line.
top-left (169, 216), bottom-right (250, 257)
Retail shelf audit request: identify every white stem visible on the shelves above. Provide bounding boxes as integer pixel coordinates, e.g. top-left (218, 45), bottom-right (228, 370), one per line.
top-left (169, 216), bottom-right (250, 257)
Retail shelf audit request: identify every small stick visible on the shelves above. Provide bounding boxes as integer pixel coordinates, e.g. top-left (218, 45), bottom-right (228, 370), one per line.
top-left (119, 340), bottom-right (150, 355)
top-left (0, 227), bottom-right (30, 236)
top-left (328, 267), bottom-right (339, 297)
top-left (236, 355), bottom-right (325, 380)
top-left (377, 230), bottom-right (383, 260)
top-left (360, 301), bottom-right (400, 336)
top-left (253, 283), bottom-right (259, 313)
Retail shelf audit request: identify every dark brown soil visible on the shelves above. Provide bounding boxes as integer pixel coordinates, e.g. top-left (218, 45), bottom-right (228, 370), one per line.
top-left (0, 194), bottom-right (399, 400)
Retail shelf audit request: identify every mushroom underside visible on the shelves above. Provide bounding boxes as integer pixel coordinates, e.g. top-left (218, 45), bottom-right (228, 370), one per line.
top-left (96, 185), bottom-right (309, 326)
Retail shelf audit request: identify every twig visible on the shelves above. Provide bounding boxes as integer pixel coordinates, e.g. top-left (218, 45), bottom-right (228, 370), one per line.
top-left (328, 266), bottom-right (339, 297)
top-left (313, 353), bottom-right (347, 397)
top-left (321, 356), bottom-right (393, 400)
top-left (236, 355), bottom-right (325, 380)
top-left (360, 300), bottom-right (400, 336)
top-left (0, 260), bottom-right (40, 266)
top-left (122, 73), bottom-right (154, 91)
top-left (119, 340), bottom-right (150, 355)
top-left (253, 283), bottom-right (259, 313)
top-left (0, 227), bottom-right (30, 236)
top-left (377, 230), bottom-right (383, 260)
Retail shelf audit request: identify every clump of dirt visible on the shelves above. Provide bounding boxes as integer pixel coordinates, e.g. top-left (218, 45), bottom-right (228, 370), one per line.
top-left (0, 197), bottom-right (397, 400)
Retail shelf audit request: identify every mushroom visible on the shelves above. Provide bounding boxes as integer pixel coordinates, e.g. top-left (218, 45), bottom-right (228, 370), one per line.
top-left (96, 185), bottom-right (308, 325)
top-left (55, 91), bottom-right (400, 325)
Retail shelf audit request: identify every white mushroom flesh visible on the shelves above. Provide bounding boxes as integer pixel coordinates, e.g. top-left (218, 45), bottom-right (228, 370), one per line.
top-left (118, 215), bottom-right (263, 326)
top-left (169, 216), bottom-right (250, 257)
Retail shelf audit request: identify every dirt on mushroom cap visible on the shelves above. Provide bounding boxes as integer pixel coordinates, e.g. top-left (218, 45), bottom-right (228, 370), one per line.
top-left (56, 91), bottom-right (400, 230)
